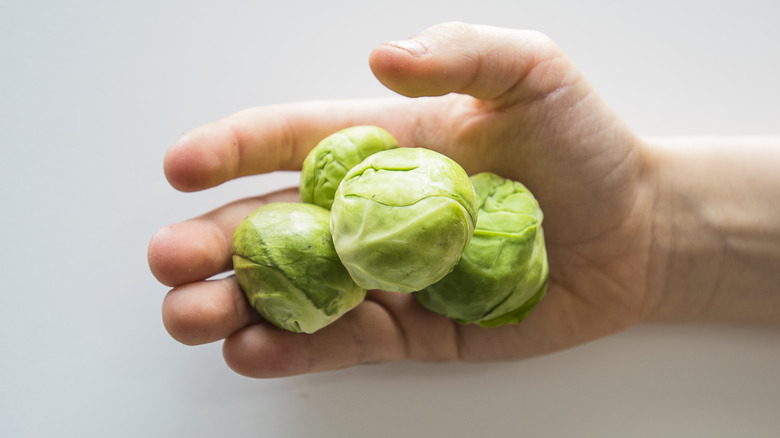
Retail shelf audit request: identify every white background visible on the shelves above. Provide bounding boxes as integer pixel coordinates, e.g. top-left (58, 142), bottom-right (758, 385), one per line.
top-left (2, 0), bottom-right (779, 437)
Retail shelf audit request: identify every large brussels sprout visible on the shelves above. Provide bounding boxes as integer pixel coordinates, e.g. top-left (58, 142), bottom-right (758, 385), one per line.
top-left (300, 125), bottom-right (399, 209)
top-left (414, 172), bottom-right (548, 327)
top-left (330, 147), bottom-right (478, 293)
top-left (231, 203), bottom-right (365, 333)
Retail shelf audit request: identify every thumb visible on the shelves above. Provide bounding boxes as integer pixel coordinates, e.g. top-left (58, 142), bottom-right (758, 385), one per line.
top-left (369, 22), bottom-right (577, 104)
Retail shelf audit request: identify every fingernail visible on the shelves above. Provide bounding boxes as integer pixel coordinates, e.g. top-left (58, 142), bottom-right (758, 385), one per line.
top-left (387, 38), bottom-right (427, 55)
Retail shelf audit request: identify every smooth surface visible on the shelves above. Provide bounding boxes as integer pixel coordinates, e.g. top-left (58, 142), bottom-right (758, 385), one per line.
top-left (1, 1), bottom-right (778, 437)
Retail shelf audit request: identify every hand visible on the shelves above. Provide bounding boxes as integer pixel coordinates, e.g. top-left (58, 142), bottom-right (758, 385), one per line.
top-left (148, 22), bottom-right (659, 378)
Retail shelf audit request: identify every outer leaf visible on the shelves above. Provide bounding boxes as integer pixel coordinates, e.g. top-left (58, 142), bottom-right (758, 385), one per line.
top-left (414, 172), bottom-right (549, 326)
top-left (231, 203), bottom-right (365, 333)
top-left (300, 125), bottom-right (398, 209)
top-left (330, 148), bottom-right (477, 293)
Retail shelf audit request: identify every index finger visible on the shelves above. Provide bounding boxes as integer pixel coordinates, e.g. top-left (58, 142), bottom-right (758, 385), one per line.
top-left (163, 98), bottom-right (418, 192)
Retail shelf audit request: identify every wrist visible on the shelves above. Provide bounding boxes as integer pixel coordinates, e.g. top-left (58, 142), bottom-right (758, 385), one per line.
top-left (644, 137), bottom-right (780, 323)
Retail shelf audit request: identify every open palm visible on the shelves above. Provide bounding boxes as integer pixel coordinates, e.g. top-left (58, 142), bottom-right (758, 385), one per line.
top-left (149, 22), bottom-right (660, 378)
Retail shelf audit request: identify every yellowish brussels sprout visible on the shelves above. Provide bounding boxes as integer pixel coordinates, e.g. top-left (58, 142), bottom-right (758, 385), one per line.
top-left (300, 125), bottom-right (399, 209)
top-left (414, 172), bottom-right (548, 327)
top-left (330, 147), bottom-right (478, 293)
top-left (231, 203), bottom-right (365, 333)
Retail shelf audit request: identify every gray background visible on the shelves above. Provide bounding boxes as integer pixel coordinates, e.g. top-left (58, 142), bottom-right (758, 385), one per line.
top-left (2, 0), bottom-right (779, 437)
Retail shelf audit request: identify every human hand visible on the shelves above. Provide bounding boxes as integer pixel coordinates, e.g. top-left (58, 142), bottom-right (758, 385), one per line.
top-left (148, 22), bottom-right (660, 378)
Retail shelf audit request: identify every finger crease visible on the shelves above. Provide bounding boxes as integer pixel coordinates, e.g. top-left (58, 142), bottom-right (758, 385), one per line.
top-left (368, 296), bottom-right (412, 361)
top-left (272, 105), bottom-right (298, 170)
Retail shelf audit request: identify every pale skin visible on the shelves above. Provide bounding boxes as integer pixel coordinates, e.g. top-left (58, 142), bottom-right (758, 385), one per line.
top-left (147, 22), bottom-right (780, 378)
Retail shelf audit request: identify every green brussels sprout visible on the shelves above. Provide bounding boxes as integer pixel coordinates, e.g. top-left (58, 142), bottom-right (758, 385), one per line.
top-left (330, 147), bottom-right (478, 293)
top-left (231, 203), bottom-right (366, 333)
top-left (300, 125), bottom-right (399, 209)
top-left (414, 172), bottom-right (548, 327)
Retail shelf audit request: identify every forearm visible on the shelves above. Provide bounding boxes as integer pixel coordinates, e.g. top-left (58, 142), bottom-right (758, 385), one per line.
top-left (645, 137), bottom-right (780, 323)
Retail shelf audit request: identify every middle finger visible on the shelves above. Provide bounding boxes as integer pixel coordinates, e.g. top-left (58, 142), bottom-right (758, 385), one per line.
top-left (148, 187), bottom-right (299, 287)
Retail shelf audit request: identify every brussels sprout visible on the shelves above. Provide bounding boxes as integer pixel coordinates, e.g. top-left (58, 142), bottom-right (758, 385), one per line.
top-left (300, 125), bottom-right (399, 209)
top-left (414, 172), bottom-right (548, 327)
top-left (231, 203), bottom-right (365, 333)
top-left (330, 147), bottom-right (478, 293)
